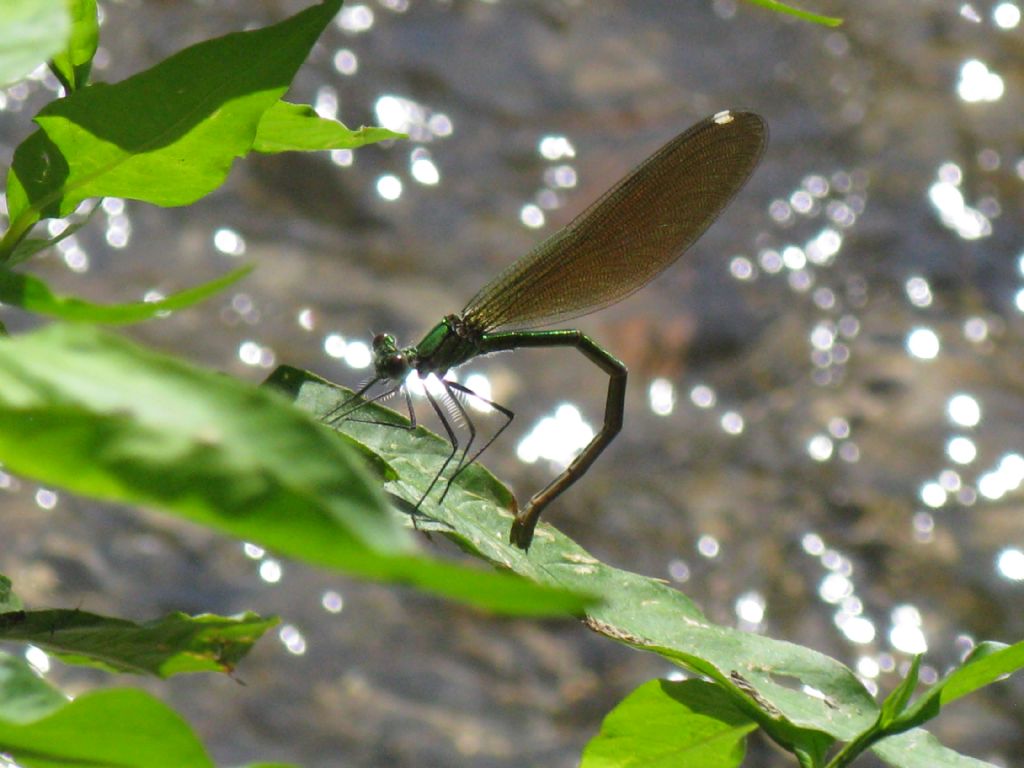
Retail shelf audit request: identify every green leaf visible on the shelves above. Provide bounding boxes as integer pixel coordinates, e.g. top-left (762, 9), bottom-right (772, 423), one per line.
top-left (253, 101), bottom-right (405, 153)
top-left (795, 744), bottom-right (823, 768)
top-left (279, 370), bottom-right (854, 750)
top-left (0, 326), bottom-right (588, 616)
top-left (871, 729), bottom-right (1001, 768)
top-left (49, 0), bottom-right (98, 91)
top-left (0, 610), bottom-right (277, 677)
top-left (0, 657), bottom-right (215, 767)
top-left (0, 323), bottom-right (407, 555)
top-left (281, 369), bottom-right (846, 718)
top-left (892, 640), bottom-right (1024, 732)
top-left (280, 366), bottom-right (1005, 767)
top-left (827, 643), bottom-right (1024, 767)
top-left (0, 263), bottom-right (253, 324)
top-left (3, 0), bottom-right (342, 252)
top-left (742, 0), bottom-right (842, 26)
top-left (580, 679), bottom-right (756, 767)
top-left (825, 657), bottom-right (925, 767)
top-left (0, 652), bottom-right (67, 725)
top-left (0, 0), bottom-right (70, 87)
top-left (879, 655), bottom-right (921, 728)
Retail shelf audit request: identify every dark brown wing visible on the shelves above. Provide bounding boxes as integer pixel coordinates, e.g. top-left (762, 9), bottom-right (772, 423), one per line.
top-left (461, 110), bottom-right (767, 332)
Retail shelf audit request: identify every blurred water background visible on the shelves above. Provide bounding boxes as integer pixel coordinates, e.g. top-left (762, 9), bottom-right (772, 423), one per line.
top-left (2, 1), bottom-right (1023, 765)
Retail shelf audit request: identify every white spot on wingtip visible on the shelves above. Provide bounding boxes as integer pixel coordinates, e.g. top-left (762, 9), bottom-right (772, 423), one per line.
top-left (713, 110), bottom-right (735, 124)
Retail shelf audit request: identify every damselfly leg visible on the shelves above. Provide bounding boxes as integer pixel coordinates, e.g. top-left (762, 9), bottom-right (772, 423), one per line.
top-left (323, 375), bottom-right (513, 516)
top-left (439, 380), bottom-right (514, 502)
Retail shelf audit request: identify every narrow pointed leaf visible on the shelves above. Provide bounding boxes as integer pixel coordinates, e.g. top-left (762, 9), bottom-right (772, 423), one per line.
top-left (879, 655), bottom-right (921, 728)
top-left (0, 264), bottom-right (253, 324)
top-left (253, 101), bottom-right (405, 153)
top-left (0, 609), bottom-right (277, 677)
top-left (892, 640), bottom-right (1024, 732)
top-left (743, 0), bottom-right (842, 26)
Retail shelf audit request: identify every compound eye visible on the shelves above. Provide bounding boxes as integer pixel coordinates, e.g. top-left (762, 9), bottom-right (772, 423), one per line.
top-left (372, 333), bottom-right (394, 351)
top-left (380, 353), bottom-right (407, 379)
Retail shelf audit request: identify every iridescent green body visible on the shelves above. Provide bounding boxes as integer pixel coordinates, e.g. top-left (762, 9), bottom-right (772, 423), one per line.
top-left (340, 111), bottom-right (767, 550)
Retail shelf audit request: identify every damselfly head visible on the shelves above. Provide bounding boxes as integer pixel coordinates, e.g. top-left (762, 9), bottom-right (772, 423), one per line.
top-left (371, 333), bottom-right (410, 381)
top-left (371, 332), bottom-right (397, 353)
